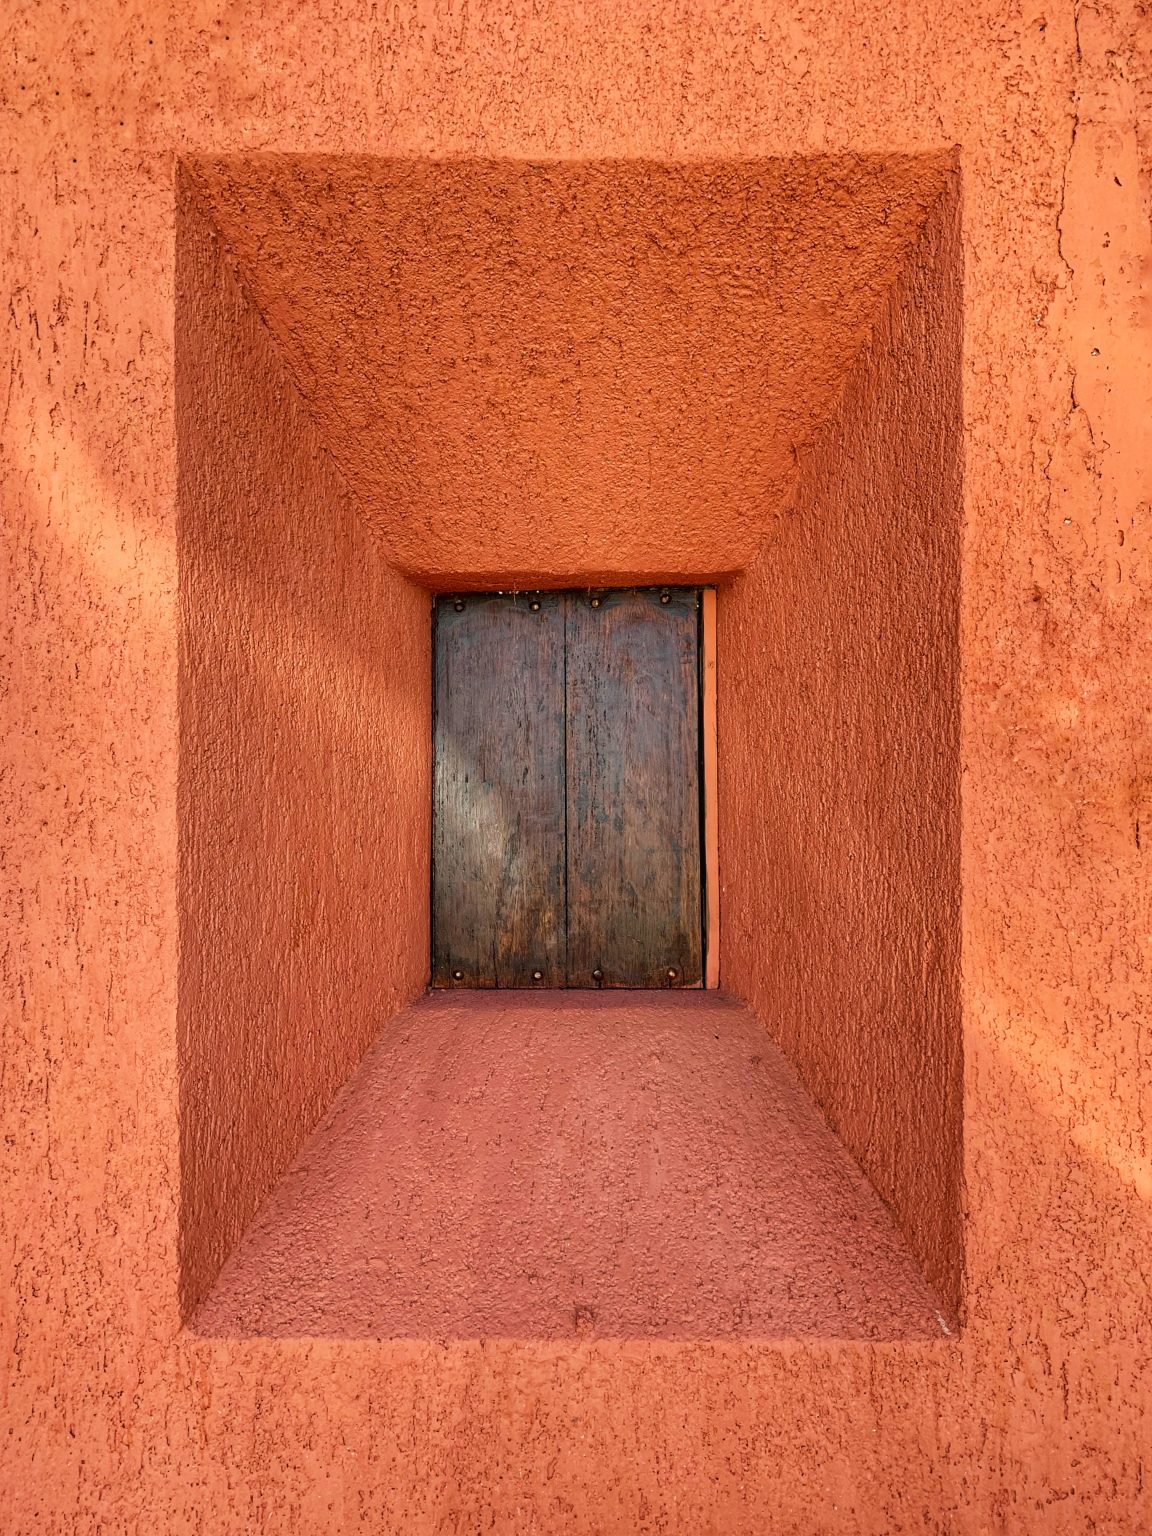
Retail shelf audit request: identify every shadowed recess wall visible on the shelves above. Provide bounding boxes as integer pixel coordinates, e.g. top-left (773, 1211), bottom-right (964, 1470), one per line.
top-left (176, 176), bottom-right (430, 1316)
top-left (186, 154), bottom-right (956, 586)
top-left (720, 182), bottom-right (963, 1313)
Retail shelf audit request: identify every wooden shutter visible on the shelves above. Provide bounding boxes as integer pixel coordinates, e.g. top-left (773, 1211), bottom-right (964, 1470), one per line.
top-left (432, 588), bottom-right (703, 987)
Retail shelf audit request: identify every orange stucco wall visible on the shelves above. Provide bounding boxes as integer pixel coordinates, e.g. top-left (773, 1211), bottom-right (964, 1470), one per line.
top-left (176, 180), bottom-right (430, 1315)
top-left (4, 5), bottom-right (1150, 1535)
top-left (721, 182), bottom-right (963, 1313)
top-left (185, 153), bottom-right (948, 586)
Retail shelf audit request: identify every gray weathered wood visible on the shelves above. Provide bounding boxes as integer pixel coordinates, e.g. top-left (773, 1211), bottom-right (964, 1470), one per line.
top-left (564, 588), bottom-right (702, 987)
top-left (432, 592), bottom-right (566, 986)
top-left (432, 587), bottom-right (703, 988)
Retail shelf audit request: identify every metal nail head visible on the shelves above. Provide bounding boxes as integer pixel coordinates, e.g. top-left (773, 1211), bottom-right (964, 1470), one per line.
top-left (452, 970), bottom-right (463, 980)
top-left (667, 968), bottom-right (678, 980)
top-left (453, 599), bottom-right (464, 612)
top-left (533, 970), bottom-right (543, 981)
top-left (592, 968), bottom-right (603, 981)
top-left (660, 589), bottom-right (671, 604)
top-left (530, 599), bottom-right (541, 611)
top-left (590, 596), bottom-right (601, 608)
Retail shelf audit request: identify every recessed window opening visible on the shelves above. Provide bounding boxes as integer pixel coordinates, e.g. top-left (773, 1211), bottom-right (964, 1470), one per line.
top-left (177, 152), bottom-right (962, 1336)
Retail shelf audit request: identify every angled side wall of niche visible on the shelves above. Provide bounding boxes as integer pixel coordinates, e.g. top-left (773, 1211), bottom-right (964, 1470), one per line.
top-left (176, 179), bottom-right (430, 1318)
top-left (722, 182), bottom-right (964, 1314)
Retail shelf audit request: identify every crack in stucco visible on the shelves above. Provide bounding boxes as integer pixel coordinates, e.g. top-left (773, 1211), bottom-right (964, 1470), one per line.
top-left (1056, 0), bottom-right (1083, 285)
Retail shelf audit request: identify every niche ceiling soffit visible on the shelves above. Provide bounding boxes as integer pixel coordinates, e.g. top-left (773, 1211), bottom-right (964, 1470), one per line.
top-left (182, 155), bottom-right (956, 583)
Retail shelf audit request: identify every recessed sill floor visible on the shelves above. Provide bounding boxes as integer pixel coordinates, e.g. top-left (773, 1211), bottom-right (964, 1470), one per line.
top-left (192, 990), bottom-right (951, 1341)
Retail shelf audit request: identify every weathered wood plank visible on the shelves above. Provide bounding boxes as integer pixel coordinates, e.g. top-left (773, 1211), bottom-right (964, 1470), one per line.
top-left (701, 587), bottom-right (720, 989)
top-left (564, 588), bottom-right (702, 987)
top-left (432, 592), bottom-right (566, 987)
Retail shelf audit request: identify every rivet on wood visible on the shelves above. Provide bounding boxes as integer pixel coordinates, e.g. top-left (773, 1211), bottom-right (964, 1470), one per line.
top-left (532, 969), bottom-right (543, 981)
top-left (590, 596), bottom-right (601, 608)
top-left (667, 968), bottom-right (678, 980)
top-left (530, 599), bottom-right (541, 611)
top-left (592, 968), bottom-right (603, 981)
top-left (453, 600), bottom-right (464, 612)
top-left (660, 589), bottom-right (671, 604)
top-left (452, 970), bottom-right (463, 980)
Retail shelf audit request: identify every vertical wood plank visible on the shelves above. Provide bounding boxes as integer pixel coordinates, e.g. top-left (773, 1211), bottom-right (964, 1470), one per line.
top-left (565, 588), bottom-right (703, 987)
top-left (701, 587), bottom-right (720, 988)
top-left (432, 592), bottom-right (566, 986)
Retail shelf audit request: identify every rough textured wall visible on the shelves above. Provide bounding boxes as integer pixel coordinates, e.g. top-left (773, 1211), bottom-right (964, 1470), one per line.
top-left (188, 155), bottom-right (950, 585)
top-left (721, 182), bottom-right (963, 1313)
top-left (177, 177), bottom-right (430, 1315)
top-left (2, 1), bottom-right (1150, 1532)
top-left (195, 991), bottom-right (948, 1340)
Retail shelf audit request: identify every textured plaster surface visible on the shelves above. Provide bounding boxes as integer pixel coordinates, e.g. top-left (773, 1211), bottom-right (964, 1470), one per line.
top-left (176, 181), bottom-right (431, 1315)
top-left (3, 2), bottom-right (1151, 1533)
top-left (722, 184), bottom-right (964, 1313)
top-left (195, 991), bottom-right (947, 1340)
top-left (187, 154), bottom-right (951, 587)
top-left (177, 153), bottom-right (963, 1321)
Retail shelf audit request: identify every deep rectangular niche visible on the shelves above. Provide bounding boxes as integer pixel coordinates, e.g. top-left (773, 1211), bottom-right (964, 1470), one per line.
top-left (178, 150), bottom-right (963, 1336)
